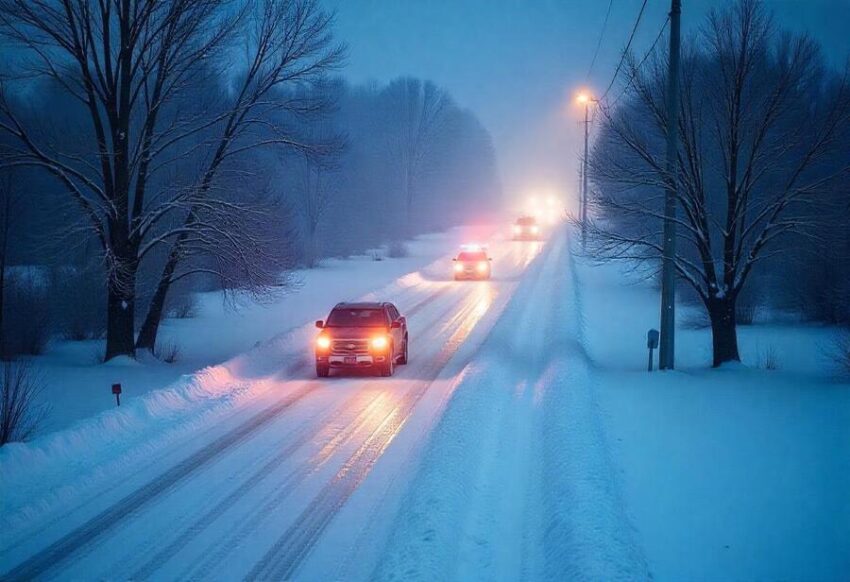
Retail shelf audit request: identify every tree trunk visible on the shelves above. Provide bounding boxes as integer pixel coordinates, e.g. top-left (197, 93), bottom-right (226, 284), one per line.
top-left (707, 296), bottom-right (740, 367)
top-left (136, 250), bottom-right (179, 352)
top-left (0, 240), bottom-right (6, 360)
top-left (0, 193), bottom-right (9, 359)
top-left (104, 264), bottom-right (137, 360)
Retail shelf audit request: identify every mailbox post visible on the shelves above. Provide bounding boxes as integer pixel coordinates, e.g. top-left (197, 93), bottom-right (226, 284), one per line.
top-left (647, 329), bottom-right (660, 372)
top-left (112, 383), bottom-right (122, 406)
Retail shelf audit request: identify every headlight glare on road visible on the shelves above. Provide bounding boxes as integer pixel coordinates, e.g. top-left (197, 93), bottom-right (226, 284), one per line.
top-left (371, 335), bottom-right (388, 350)
top-left (316, 335), bottom-right (331, 350)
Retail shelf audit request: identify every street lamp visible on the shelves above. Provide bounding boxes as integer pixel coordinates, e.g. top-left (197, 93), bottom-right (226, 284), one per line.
top-left (576, 92), bottom-right (597, 247)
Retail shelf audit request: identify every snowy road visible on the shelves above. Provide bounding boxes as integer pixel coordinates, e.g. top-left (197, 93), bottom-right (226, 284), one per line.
top-left (1, 234), bottom-right (548, 580)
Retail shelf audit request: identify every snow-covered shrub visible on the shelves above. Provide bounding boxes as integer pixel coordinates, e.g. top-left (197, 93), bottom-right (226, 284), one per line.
top-left (758, 346), bottom-right (780, 371)
top-left (387, 240), bottom-right (409, 258)
top-left (153, 341), bottom-right (180, 364)
top-left (0, 362), bottom-right (49, 445)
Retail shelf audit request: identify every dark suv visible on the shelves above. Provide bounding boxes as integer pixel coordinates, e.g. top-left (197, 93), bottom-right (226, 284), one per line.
top-left (314, 302), bottom-right (409, 377)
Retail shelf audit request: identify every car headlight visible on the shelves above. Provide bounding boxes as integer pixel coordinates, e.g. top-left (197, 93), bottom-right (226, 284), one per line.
top-left (477, 261), bottom-right (488, 273)
top-left (454, 263), bottom-right (464, 272)
top-left (530, 225), bottom-right (539, 234)
top-left (513, 225), bottom-right (521, 234)
top-left (371, 336), bottom-right (388, 350)
top-left (316, 336), bottom-right (331, 350)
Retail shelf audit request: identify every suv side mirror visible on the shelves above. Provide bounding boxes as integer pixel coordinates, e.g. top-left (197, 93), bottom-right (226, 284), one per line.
top-left (452, 258), bottom-right (457, 261)
top-left (391, 320), bottom-right (402, 329)
top-left (315, 320), bottom-right (324, 329)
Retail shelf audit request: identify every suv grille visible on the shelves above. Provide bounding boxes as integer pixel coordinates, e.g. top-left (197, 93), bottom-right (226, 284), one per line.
top-left (332, 339), bottom-right (370, 355)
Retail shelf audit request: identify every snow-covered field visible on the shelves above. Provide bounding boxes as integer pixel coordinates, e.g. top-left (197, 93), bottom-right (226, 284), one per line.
top-left (577, 259), bottom-right (850, 580)
top-left (2, 223), bottom-right (847, 580)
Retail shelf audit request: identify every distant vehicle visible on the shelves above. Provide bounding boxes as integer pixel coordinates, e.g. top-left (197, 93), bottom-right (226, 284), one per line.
top-left (453, 246), bottom-right (492, 280)
top-left (513, 216), bottom-right (541, 240)
top-left (314, 302), bottom-right (408, 377)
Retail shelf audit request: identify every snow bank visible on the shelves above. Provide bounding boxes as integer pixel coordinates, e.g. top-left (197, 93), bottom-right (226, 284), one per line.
top-left (376, 230), bottom-right (650, 580)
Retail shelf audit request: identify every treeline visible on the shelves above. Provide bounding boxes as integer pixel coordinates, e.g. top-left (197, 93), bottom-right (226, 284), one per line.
top-left (585, 0), bottom-right (850, 366)
top-left (0, 0), bottom-right (500, 361)
top-left (275, 76), bottom-right (501, 265)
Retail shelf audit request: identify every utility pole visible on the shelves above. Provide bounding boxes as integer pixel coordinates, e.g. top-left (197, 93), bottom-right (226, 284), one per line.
top-left (582, 100), bottom-right (590, 247)
top-left (577, 163), bottom-right (583, 231)
top-left (659, 0), bottom-right (681, 370)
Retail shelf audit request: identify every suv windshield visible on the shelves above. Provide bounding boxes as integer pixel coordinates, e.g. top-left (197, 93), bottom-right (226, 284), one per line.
top-left (517, 217), bottom-right (537, 226)
top-left (326, 308), bottom-right (387, 327)
top-left (457, 251), bottom-right (488, 261)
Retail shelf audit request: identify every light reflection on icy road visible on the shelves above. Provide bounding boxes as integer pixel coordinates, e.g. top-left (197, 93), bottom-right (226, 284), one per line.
top-left (0, 231), bottom-right (548, 581)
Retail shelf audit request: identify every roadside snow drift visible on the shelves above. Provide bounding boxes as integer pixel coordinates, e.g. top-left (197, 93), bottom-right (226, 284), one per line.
top-left (375, 230), bottom-right (650, 580)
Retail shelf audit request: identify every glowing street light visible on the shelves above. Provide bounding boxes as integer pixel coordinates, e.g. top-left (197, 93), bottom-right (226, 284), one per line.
top-left (576, 91), bottom-right (598, 246)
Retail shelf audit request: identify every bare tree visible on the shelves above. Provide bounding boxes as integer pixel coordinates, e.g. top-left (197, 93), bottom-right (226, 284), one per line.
top-left (135, 0), bottom-right (344, 352)
top-left (0, 0), bottom-right (343, 359)
top-left (0, 0), bottom-right (240, 359)
top-left (297, 150), bottom-right (340, 265)
top-left (586, 0), bottom-right (850, 366)
top-left (383, 78), bottom-right (450, 236)
top-left (0, 170), bottom-right (14, 358)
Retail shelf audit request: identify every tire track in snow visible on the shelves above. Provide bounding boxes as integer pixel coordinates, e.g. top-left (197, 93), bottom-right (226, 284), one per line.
top-left (0, 383), bottom-right (317, 582)
top-left (132, 389), bottom-right (389, 579)
top-left (119, 281), bottom-right (468, 579)
top-left (245, 285), bottom-right (497, 581)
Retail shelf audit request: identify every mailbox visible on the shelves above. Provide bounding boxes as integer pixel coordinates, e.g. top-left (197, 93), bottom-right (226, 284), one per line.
top-left (647, 329), bottom-right (659, 372)
top-left (112, 383), bottom-right (122, 406)
top-left (647, 329), bottom-right (659, 349)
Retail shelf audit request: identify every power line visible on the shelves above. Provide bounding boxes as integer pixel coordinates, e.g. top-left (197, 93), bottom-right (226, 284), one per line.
top-left (585, 0), bottom-right (614, 81)
top-left (598, 0), bottom-right (649, 103)
top-left (607, 16), bottom-right (670, 109)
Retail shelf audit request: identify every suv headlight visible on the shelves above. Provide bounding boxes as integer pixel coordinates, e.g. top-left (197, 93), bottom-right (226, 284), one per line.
top-left (316, 336), bottom-right (331, 350)
top-left (371, 336), bottom-right (388, 350)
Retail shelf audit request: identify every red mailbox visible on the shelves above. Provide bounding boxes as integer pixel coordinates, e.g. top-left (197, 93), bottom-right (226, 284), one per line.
top-left (112, 383), bottom-right (122, 406)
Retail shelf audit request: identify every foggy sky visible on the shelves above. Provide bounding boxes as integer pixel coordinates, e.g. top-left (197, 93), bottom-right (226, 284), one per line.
top-left (327, 0), bottom-right (850, 206)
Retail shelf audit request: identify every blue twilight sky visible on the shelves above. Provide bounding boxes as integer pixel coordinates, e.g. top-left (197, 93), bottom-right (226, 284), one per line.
top-left (326, 0), bottom-right (850, 204)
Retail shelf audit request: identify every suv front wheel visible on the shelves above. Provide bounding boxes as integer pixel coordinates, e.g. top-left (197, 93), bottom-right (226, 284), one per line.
top-left (398, 336), bottom-right (409, 365)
